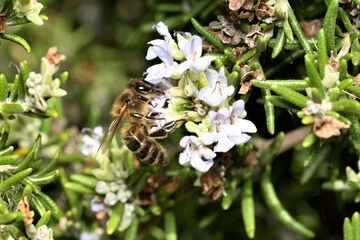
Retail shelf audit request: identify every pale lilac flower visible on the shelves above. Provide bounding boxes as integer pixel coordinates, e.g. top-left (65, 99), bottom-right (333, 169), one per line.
top-left (146, 22), bottom-right (173, 60)
top-left (201, 100), bottom-right (257, 152)
top-left (90, 198), bottom-right (105, 213)
top-left (179, 136), bottom-right (216, 172)
top-left (177, 35), bottom-right (217, 72)
top-left (80, 229), bottom-right (104, 240)
top-left (144, 45), bottom-right (179, 84)
top-left (145, 22), bottom-right (182, 84)
top-left (198, 68), bottom-right (234, 107)
top-left (223, 100), bottom-right (257, 144)
top-left (80, 126), bottom-right (103, 157)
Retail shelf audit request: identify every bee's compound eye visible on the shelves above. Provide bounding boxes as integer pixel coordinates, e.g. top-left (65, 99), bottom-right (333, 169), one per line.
top-left (126, 100), bottom-right (131, 105)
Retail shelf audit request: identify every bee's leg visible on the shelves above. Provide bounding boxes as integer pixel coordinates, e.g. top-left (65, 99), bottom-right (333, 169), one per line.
top-left (130, 113), bottom-right (165, 121)
top-left (148, 120), bottom-right (183, 139)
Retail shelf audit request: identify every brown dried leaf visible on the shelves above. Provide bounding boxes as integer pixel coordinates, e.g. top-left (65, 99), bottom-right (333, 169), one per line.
top-left (255, 1), bottom-right (276, 23)
top-left (245, 25), bottom-right (263, 48)
top-left (229, 0), bottom-right (246, 11)
top-left (200, 171), bottom-right (226, 200)
top-left (211, 185), bottom-right (226, 200)
top-left (17, 196), bottom-right (35, 225)
top-left (232, 46), bottom-right (247, 59)
top-left (300, 19), bottom-right (323, 38)
top-left (354, 73), bottom-right (360, 87)
top-left (243, 0), bottom-right (255, 9)
top-left (200, 172), bottom-right (221, 193)
top-left (329, 58), bottom-right (340, 70)
top-left (166, 176), bottom-right (181, 195)
top-left (45, 46), bottom-right (66, 65)
top-left (0, 13), bottom-right (5, 34)
top-left (239, 11), bottom-right (255, 21)
top-left (314, 116), bottom-right (350, 139)
top-left (240, 69), bottom-right (263, 94)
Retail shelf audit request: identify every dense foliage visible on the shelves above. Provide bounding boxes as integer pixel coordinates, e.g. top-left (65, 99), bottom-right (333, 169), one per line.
top-left (0, 0), bottom-right (359, 239)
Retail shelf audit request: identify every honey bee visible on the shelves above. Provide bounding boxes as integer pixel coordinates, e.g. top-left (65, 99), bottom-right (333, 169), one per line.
top-left (98, 79), bottom-right (179, 166)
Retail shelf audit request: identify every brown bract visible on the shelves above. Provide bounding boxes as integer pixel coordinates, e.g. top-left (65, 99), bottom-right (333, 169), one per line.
top-left (17, 196), bottom-right (35, 225)
top-left (200, 171), bottom-right (226, 200)
top-left (45, 46), bottom-right (66, 65)
top-left (199, 153), bottom-right (233, 200)
top-left (329, 58), bottom-right (340, 70)
top-left (166, 176), bottom-right (181, 195)
top-left (229, 0), bottom-right (246, 11)
top-left (255, 0), bottom-right (276, 24)
top-left (232, 46), bottom-right (247, 59)
top-left (245, 24), bottom-right (263, 48)
top-left (239, 66), bottom-right (264, 94)
top-left (206, 16), bottom-right (244, 46)
top-left (300, 19), bottom-right (323, 38)
top-left (314, 116), bottom-right (350, 139)
top-left (0, 13), bottom-right (5, 34)
top-left (354, 73), bottom-right (360, 87)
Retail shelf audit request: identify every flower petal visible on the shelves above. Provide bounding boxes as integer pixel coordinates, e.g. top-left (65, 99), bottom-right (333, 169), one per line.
top-left (189, 150), bottom-right (214, 172)
top-left (191, 56), bottom-right (217, 72)
top-left (199, 145), bottom-right (216, 160)
top-left (213, 132), bottom-right (235, 152)
top-left (153, 22), bottom-right (172, 40)
top-left (145, 63), bottom-right (166, 84)
top-left (236, 119), bottom-right (257, 133)
top-left (201, 130), bottom-right (218, 145)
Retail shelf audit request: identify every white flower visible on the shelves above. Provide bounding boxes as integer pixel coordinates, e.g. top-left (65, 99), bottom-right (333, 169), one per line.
top-left (90, 198), bottom-right (105, 213)
top-left (146, 22), bottom-right (173, 60)
top-left (179, 136), bottom-right (216, 172)
top-left (26, 57), bottom-right (67, 111)
top-left (145, 22), bottom-right (184, 84)
top-left (201, 100), bottom-right (257, 152)
top-left (80, 126), bottom-right (103, 157)
top-left (224, 100), bottom-right (257, 144)
top-left (25, 224), bottom-right (53, 240)
top-left (13, 0), bottom-right (44, 26)
top-left (177, 34), bottom-right (217, 73)
top-left (198, 67), bottom-right (234, 107)
top-left (145, 45), bottom-right (180, 84)
top-left (80, 229), bottom-right (104, 240)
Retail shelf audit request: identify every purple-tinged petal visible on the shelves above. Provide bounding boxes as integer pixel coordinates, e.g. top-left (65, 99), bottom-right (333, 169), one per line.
top-left (191, 36), bottom-right (203, 58)
top-left (191, 56), bottom-right (217, 72)
top-left (150, 45), bottom-right (174, 65)
top-left (153, 22), bottom-right (172, 41)
top-left (231, 100), bottom-right (245, 118)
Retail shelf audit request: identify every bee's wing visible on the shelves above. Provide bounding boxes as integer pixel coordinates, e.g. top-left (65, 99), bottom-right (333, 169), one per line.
top-left (95, 105), bottom-right (128, 159)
